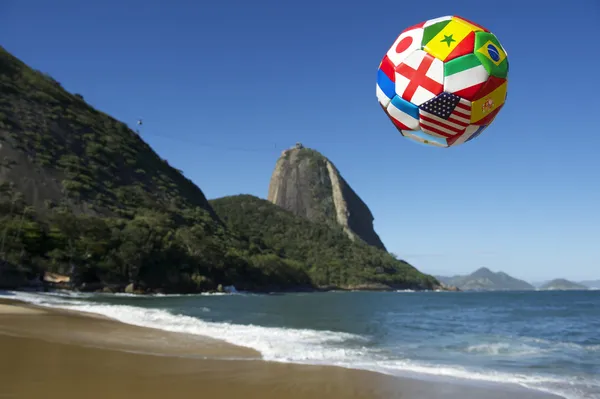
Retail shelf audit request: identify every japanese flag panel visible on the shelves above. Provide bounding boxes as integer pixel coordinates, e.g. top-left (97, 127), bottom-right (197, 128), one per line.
top-left (394, 50), bottom-right (444, 106)
top-left (386, 23), bottom-right (425, 67)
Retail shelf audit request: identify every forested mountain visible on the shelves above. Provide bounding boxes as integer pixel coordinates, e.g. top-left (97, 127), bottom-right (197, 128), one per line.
top-left (0, 45), bottom-right (440, 293)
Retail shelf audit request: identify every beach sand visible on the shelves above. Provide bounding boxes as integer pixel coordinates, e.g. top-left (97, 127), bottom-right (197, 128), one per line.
top-left (0, 297), bottom-right (565, 399)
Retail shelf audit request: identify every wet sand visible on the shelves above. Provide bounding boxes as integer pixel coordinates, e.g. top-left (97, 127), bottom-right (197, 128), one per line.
top-left (0, 298), bottom-right (565, 399)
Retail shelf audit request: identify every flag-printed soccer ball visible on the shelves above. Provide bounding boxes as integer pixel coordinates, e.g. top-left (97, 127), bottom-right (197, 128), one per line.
top-left (376, 15), bottom-right (509, 148)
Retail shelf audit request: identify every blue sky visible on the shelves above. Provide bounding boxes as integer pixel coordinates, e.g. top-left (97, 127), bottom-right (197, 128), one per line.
top-left (1, 0), bottom-right (599, 282)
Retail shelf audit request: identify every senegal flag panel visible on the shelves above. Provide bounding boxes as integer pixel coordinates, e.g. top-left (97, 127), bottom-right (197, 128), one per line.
top-left (422, 19), bottom-right (478, 62)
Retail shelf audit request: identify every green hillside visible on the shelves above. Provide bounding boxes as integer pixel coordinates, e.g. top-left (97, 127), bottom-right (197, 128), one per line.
top-left (0, 45), bottom-right (439, 293)
top-left (210, 195), bottom-right (438, 289)
top-left (0, 45), bottom-right (218, 220)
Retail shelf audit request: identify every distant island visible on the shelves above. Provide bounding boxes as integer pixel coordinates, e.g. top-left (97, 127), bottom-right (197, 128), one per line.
top-left (578, 280), bottom-right (600, 289)
top-left (538, 279), bottom-right (588, 291)
top-left (438, 270), bottom-right (596, 292)
top-left (436, 268), bottom-right (535, 291)
top-left (0, 46), bottom-right (444, 294)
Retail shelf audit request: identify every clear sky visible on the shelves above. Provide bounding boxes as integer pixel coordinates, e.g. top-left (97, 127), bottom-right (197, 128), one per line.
top-left (1, 0), bottom-right (599, 282)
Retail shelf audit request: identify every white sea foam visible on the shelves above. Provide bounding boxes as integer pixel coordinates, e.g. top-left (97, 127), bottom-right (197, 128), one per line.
top-left (5, 291), bottom-right (599, 399)
top-left (6, 291), bottom-right (370, 363)
top-left (465, 342), bottom-right (544, 357)
top-left (110, 292), bottom-right (229, 297)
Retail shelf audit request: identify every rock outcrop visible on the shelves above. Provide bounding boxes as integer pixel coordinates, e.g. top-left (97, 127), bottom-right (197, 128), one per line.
top-left (267, 144), bottom-right (386, 251)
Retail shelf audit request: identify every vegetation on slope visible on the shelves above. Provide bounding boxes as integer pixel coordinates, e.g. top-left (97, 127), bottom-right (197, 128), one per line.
top-left (210, 195), bottom-right (439, 289)
top-left (0, 45), bottom-right (217, 220)
top-left (0, 181), bottom-right (318, 292)
top-left (0, 46), bottom-right (439, 293)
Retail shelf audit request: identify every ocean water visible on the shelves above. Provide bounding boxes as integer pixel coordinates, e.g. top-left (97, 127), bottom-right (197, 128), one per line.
top-left (5, 289), bottom-right (599, 399)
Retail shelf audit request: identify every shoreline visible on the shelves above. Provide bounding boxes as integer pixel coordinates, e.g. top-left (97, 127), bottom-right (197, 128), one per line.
top-left (2, 270), bottom-right (459, 295)
top-left (0, 295), bottom-right (565, 399)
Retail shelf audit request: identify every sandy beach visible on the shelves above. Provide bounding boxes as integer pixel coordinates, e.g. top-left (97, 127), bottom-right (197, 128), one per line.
top-left (0, 297), bottom-right (565, 399)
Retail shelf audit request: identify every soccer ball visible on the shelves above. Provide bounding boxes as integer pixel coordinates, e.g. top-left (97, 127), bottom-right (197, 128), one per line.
top-left (376, 15), bottom-right (509, 148)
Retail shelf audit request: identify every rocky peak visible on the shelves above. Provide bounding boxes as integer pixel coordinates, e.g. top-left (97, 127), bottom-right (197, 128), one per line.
top-left (472, 267), bottom-right (493, 277)
top-left (267, 145), bottom-right (386, 251)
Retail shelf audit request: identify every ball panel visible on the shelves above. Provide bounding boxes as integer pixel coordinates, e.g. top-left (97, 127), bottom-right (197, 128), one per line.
top-left (443, 54), bottom-right (490, 101)
top-left (387, 95), bottom-right (420, 131)
top-left (421, 20), bottom-right (451, 50)
top-left (379, 55), bottom-right (396, 82)
top-left (386, 25), bottom-right (425, 67)
top-left (376, 64), bottom-right (396, 107)
top-left (376, 55), bottom-right (397, 107)
top-left (469, 76), bottom-right (507, 124)
top-left (474, 31), bottom-right (508, 78)
top-left (447, 124), bottom-right (489, 147)
top-left (394, 50), bottom-right (444, 106)
top-left (422, 19), bottom-right (478, 62)
top-left (402, 129), bottom-right (449, 147)
top-left (418, 92), bottom-right (471, 141)
top-left (376, 83), bottom-right (392, 108)
top-left (378, 101), bottom-right (418, 136)
top-left (423, 15), bottom-right (453, 28)
top-left (378, 102), bottom-right (398, 129)
top-left (463, 124), bottom-right (487, 143)
top-left (444, 31), bottom-right (476, 62)
top-left (451, 15), bottom-right (489, 32)
top-left (472, 104), bottom-right (503, 126)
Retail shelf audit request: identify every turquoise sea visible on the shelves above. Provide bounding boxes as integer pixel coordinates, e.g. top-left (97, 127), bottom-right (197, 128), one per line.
top-left (8, 289), bottom-right (600, 399)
